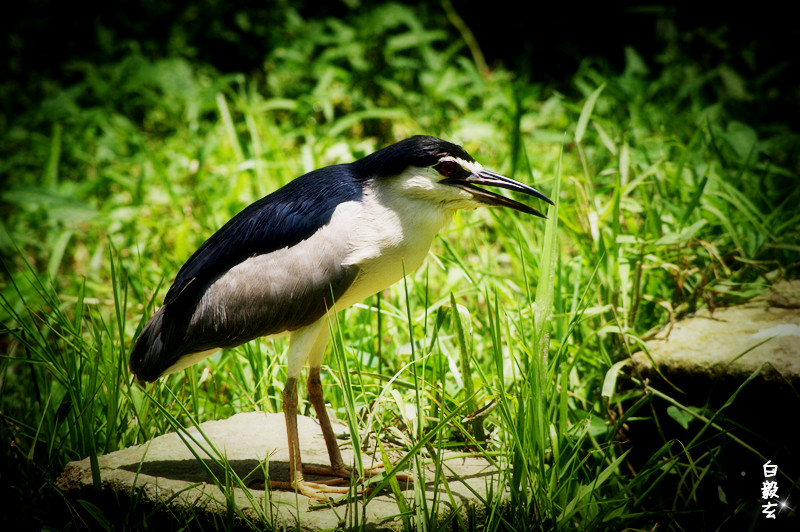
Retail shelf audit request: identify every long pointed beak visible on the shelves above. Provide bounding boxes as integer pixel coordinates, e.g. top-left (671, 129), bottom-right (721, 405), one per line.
top-left (444, 169), bottom-right (554, 218)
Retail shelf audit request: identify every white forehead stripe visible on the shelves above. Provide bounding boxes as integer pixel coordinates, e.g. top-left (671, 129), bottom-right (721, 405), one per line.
top-left (439, 156), bottom-right (483, 174)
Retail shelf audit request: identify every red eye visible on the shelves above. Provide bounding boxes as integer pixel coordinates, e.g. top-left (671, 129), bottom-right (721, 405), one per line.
top-left (439, 161), bottom-right (457, 176)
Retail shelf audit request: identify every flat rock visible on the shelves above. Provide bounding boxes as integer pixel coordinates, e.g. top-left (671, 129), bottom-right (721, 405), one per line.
top-left (628, 280), bottom-right (800, 480)
top-left (623, 282), bottom-right (800, 530)
top-left (56, 412), bottom-right (497, 530)
top-left (633, 280), bottom-right (800, 385)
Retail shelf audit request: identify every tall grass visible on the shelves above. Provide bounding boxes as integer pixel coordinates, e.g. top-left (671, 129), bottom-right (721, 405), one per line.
top-left (2, 4), bottom-right (798, 530)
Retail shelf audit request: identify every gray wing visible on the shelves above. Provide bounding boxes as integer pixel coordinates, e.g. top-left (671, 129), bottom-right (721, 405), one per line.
top-left (186, 226), bottom-right (357, 350)
top-left (130, 166), bottom-right (363, 383)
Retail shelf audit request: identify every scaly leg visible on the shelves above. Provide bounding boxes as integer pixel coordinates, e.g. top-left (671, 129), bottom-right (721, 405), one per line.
top-left (306, 366), bottom-right (348, 476)
top-left (305, 361), bottom-right (414, 486)
top-left (274, 373), bottom-right (350, 500)
top-left (267, 317), bottom-right (411, 500)
top-left (271, 319), bottom-right (350, 500)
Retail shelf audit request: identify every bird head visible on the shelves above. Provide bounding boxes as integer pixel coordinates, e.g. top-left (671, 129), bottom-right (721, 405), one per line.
top-left (356, 135), bottom-right (553, 217)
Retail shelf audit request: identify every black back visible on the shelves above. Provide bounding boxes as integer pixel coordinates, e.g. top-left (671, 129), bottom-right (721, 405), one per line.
top-left (129, 136), bottom-right (468, 381)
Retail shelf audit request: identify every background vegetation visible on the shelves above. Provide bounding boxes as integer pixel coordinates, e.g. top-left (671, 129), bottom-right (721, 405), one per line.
top-left (2, 1), bottom-right (798, 530)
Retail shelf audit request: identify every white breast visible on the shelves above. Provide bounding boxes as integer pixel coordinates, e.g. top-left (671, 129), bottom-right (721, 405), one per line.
top-left (335, 180), bottom-right (453, 307)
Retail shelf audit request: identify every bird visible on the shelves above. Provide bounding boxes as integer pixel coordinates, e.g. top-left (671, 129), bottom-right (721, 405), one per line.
top-left (129, 135), bottom-right (553, 500)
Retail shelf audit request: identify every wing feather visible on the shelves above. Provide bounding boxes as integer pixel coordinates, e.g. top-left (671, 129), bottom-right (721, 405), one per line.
top-left (130, 165), bottom-right (363, 381)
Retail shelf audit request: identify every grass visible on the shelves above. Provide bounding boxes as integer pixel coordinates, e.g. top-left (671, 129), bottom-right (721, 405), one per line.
top-left (2, 4), bottom-right (799, 531)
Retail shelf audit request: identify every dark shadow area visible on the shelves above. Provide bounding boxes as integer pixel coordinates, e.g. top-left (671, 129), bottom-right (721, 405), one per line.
top-left (623, 369), bottom-right (799, 530)
top-left (4, 1), bottom-right (797, 110)
top-left (52, 454), bottom-right (497, 530)
top-left (120, 457), bottom-right (270, 484)
top-left (117, 455), bottom-right (494, 494)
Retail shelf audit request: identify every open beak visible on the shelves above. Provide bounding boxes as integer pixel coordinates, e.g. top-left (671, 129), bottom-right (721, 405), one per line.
top-left (443, 169), bottom-right (554, 218)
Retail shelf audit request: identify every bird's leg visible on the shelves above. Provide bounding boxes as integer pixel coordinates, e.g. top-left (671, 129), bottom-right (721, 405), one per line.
top-left (281, 376), bottom-right (304, 484)
top-left (305, 365), bottom-right (414, 486)
top-left (262, 319), bottom-right (351, 500)
top-left (275, 374), bottom-right (351, 500)
top-left (306, 366), bottom-right (347, 476)
top-left (267, 319), bottom-right (410, 500)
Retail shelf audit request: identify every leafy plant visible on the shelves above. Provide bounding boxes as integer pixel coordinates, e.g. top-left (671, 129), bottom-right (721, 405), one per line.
top-left (2, 3), bottom-right (798, 530)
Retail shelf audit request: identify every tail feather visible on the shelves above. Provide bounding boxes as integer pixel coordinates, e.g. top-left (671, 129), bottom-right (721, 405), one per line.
top-left (129, 306), bottom-right (175, 383)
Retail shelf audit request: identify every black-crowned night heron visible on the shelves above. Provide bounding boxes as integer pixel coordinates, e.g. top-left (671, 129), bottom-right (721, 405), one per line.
top-left (130, 135), bottom-right (552, 500)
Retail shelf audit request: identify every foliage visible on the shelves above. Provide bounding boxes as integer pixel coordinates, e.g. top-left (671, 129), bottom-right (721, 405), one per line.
top-left (1, 2), bottom-right (798, 530)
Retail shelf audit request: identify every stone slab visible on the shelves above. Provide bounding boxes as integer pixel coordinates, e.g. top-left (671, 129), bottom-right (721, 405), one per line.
top-left (56, 412), bottom-right (497, 530)
top-left (628, 280), bottom-right (800, 481)
top-left (633, 280), bottom-right (800, 385)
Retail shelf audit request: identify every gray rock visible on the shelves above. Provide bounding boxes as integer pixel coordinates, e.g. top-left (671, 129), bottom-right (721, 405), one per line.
top-left (628, 280), bottom-right (800, 486)
top-left (56, 412), bottom-right (498, 530)
top-left (633, 280), bottom-right (800, 385)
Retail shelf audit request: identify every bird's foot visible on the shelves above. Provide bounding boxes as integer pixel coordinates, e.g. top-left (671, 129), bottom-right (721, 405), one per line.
top-left (267, 479), bottom-right (352, 502)
top-left (304, 461), bottom-right (414, 484)
top-left (253, 462), bottom-right (413, 502)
